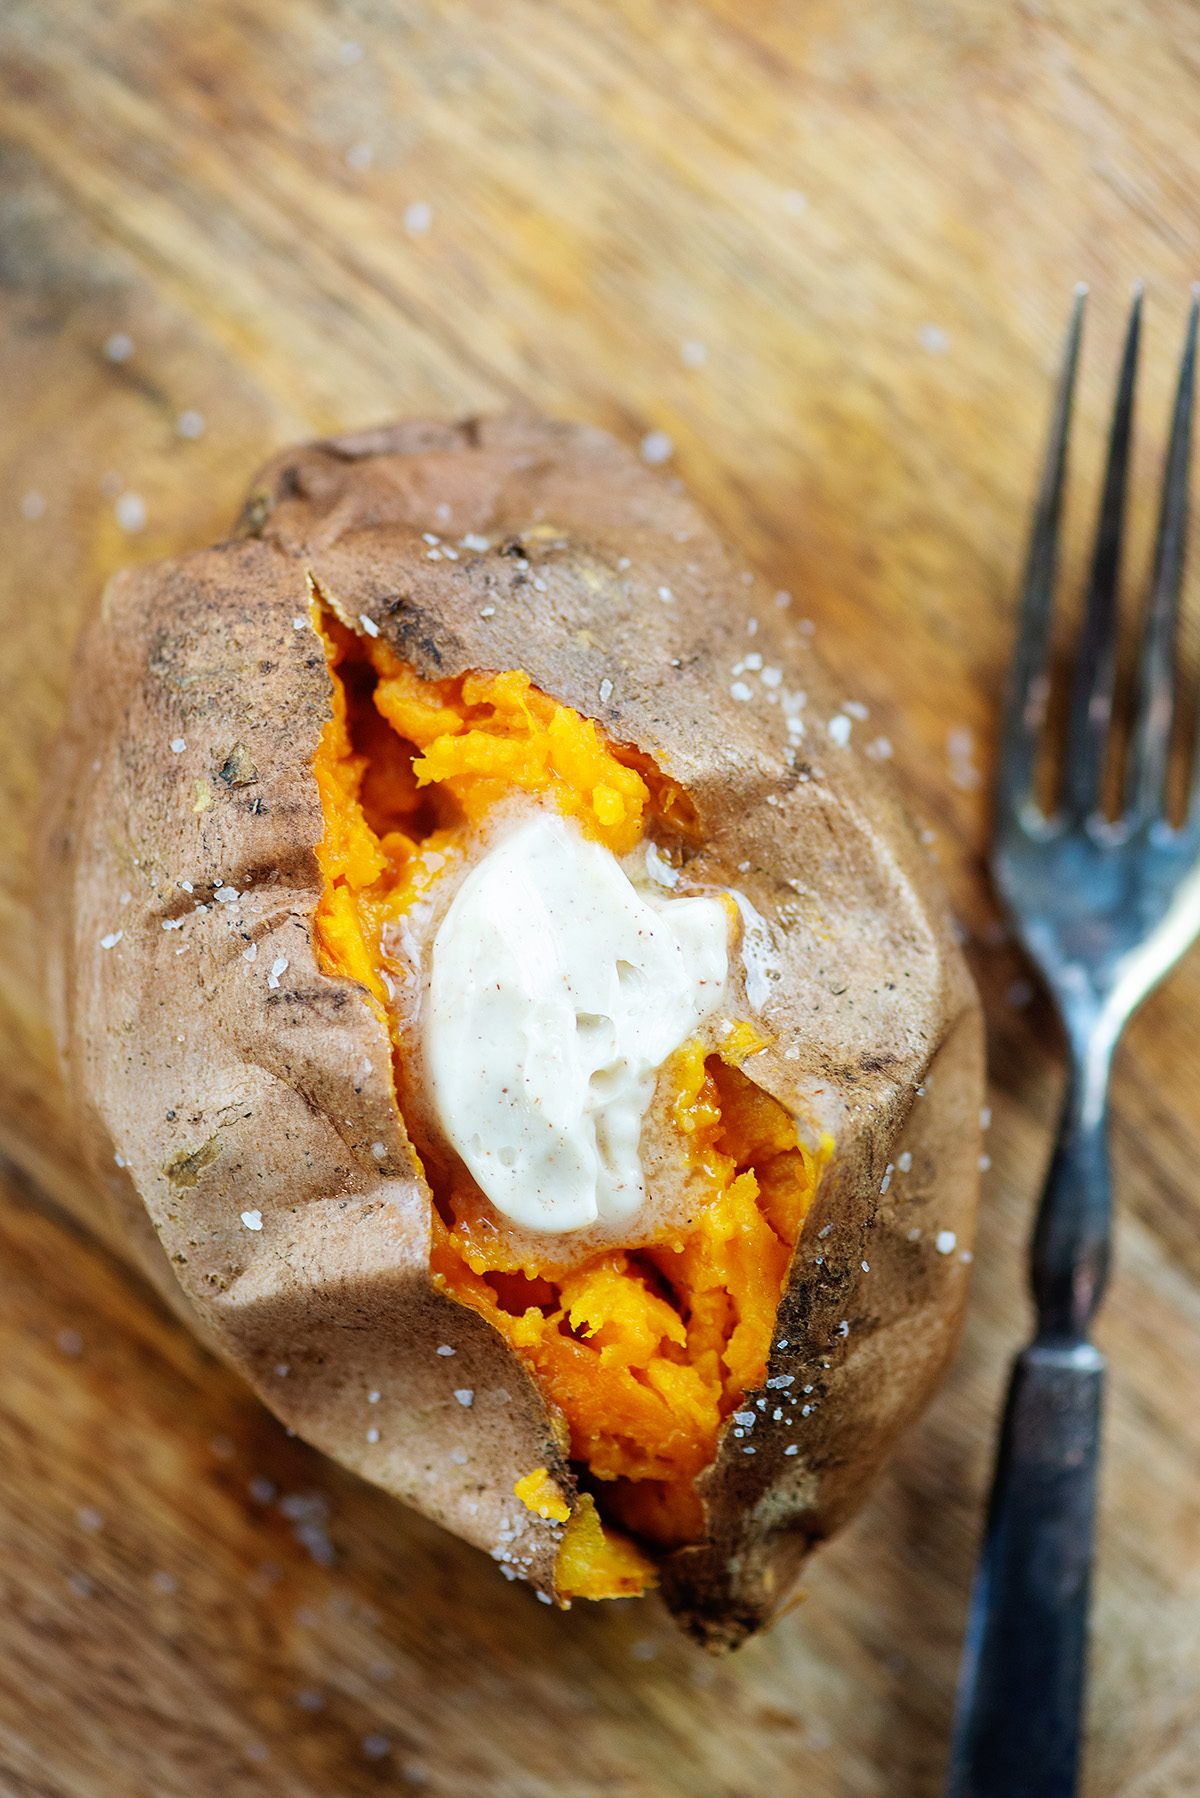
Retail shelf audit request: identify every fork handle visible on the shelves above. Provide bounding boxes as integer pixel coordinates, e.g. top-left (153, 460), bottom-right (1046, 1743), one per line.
top-left (944, 1340), bottom-right (1105, 1798)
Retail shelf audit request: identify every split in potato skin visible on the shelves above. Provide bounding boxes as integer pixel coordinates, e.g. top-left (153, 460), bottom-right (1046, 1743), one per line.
top-left (311, 605), bottom-right (821, 1597)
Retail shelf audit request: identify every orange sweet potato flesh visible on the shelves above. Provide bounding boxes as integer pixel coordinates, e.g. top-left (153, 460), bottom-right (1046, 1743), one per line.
top-left (311, 615), bottom-right (822, 1569)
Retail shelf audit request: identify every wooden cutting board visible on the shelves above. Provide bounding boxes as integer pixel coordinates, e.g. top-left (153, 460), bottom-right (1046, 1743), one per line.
top-left (3, 3), bottom-right (1200, 1792)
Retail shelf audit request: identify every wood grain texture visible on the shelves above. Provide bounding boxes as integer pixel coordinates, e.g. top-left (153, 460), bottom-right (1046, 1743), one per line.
top-left (1, 1), bottom-right (1199, 1791)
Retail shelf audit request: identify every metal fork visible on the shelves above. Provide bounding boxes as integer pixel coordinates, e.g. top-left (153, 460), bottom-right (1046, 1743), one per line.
top-left (944, 285), bottom-right (1200, 1798)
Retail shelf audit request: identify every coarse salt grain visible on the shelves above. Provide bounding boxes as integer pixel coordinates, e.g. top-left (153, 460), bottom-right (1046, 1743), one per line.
top-left (170, 738), bottom-right (186, 753)
top-left (640, 430), bottom-right (673, 464)
top-left (658, 586), bottom-right (673, 602)
top-left (115, 492), bottom-right (146, 533)
top-left (828, 715), bottom-right (852, 746)
top-left (761, 667), bottom-right (782, 687)
top-left (293, 616), bottom-right (306, 630)
top-left (99, 931), bottom-right (123, 949)
top-left (241, 1210), bottom-right (263, 1231)
top-left (371, 1142), bottom-right (387, 1159)
top-left (366, 1428), bottom-right (379, 1444)
top-left (785, 1444), bottom-right (799, 1456)
top-left (267, 956), bottom-right (288, 989)
top-left (936, 1231), bottom-right (957, 1255)
top-left (436, 1345), bottom-right (455, 1356)
top-left (897, 1151), bottom-right (912, 1172)
top-left (359, 614), bottom-right (379, 637)
top-left (480, 605), bottom-right (495, 617)
top-left (731, 681), bottom-right (752, 702)
top-left (598, 678), bottom-right (613, 703)
top-left (454, 1389), bottom-right (474, 1407)
top-left (242, 944), bottom-right (257, 962)
top-left (461, 533), bottom-right (489, 551)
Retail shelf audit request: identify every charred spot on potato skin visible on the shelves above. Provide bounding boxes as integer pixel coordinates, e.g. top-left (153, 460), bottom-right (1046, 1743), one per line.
top-left (379, 598), bottom-right (451, 672)
top-left (236, 467), bottom-right (301, 537)
top-left (164, 1135), bottom-right (222, 1187)
top-left (217, 744), bottom-right (258, 787)
top-left (235, 490), bottom-right (275, 537)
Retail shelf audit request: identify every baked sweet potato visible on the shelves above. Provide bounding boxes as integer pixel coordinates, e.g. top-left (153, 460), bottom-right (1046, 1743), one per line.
top-left (43, 412), bottom-right (982, 1647)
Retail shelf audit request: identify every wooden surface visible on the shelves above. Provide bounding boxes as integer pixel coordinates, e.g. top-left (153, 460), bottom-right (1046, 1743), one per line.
top-left (2, 2), bottom-right (1200, 1792)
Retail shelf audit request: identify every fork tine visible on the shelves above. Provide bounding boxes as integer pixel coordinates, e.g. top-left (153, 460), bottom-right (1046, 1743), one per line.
top-left (1061, 285), bottom-right (1142, 818)
top-left (997, 285), bottom-right (1087, 823)
top-left (1125, 288), bottom-right (1199, 825)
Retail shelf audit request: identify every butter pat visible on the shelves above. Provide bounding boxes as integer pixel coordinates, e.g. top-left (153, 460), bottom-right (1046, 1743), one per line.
top-left (428, 812), bottom-right (727, 1233)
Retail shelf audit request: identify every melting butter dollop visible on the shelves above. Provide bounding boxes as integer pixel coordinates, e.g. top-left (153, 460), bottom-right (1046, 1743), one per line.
top-left (428, 812), bottom-right (728, 1233)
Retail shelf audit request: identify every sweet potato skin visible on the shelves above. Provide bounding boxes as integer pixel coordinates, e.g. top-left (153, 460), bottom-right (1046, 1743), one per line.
top-left (43, 412), bottom-right (982, 1646)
